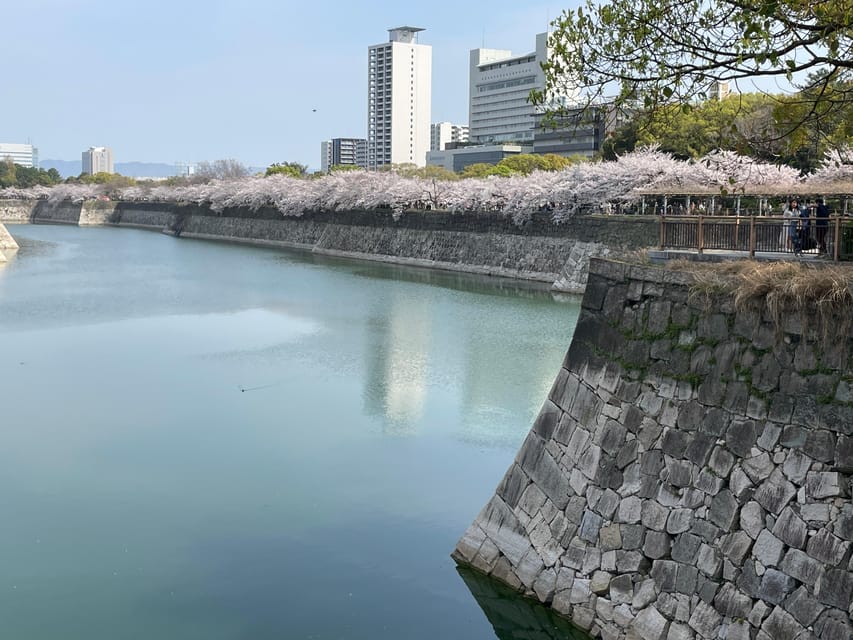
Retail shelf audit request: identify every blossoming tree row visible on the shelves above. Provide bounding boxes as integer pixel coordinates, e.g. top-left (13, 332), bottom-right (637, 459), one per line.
top-left (3, 148), bottom-right (852, 223)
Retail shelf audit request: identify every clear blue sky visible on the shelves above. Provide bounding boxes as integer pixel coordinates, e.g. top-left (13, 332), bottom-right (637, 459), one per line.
top-left (6, 0), bottom-right (569, 171)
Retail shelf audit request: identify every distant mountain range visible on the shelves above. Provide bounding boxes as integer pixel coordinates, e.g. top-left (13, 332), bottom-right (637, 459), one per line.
top-left (40, 159), bottom-right (184, 178)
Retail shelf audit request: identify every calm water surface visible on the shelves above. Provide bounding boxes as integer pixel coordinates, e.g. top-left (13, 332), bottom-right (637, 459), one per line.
top-left (0, 225), bottom-right (583, 640)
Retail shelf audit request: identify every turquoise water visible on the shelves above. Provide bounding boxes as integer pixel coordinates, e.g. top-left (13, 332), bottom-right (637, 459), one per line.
top-left (0, 224), bottom-right (581, 639)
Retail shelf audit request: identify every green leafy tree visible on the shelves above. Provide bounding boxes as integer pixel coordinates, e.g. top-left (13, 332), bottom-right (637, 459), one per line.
top-left (0, 158), bottom-right (17, 188)
top-left (537, 0), bottom-right (853, 147)
top-left (265, 162), bottom-right (308, 178)
top-left (460, 162), bottom-right (513, 178)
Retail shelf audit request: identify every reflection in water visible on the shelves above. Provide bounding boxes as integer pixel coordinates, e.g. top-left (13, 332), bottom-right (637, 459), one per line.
top-left (457, 566), bottom-right (593, 640)
top-left (0, 248), bottom-right (17, 279)
top-left (363, 293), bottom-right (431, 434)
top-left (0, 225), bottom-right (584, 639)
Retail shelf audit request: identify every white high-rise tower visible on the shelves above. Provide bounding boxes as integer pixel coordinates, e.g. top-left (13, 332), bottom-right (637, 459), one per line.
top-left (367, 27), bottom-right (432, 169)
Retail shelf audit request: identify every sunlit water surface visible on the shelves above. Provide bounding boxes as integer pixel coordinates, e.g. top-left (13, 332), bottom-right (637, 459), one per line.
top-left (0, 224), bottom-right (583, 640)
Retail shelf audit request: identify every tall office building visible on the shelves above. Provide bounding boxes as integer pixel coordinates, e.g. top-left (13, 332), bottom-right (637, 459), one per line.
top-left (321, 138), bottom-right (368, 172)
top-left (367, 27), bottom-right (432, 169)
top-left (0, 143), bottom-right (38, 168)
top-left (430, 122), bottom-right (469, 151)
top-left (82, 146), bottom-right (114, 174)
top-left (469, 33), bottom-right (571, 145)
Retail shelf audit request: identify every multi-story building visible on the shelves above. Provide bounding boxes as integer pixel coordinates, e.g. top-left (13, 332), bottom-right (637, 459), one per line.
top-left (468, 33), bottom-right (554, 145)
top-left (430, 122), bottom-right (469, 151)
top-left (0, 143), bottom-right (38, 168)
top-left (82, 146), bottom-right (114, 174)
top-left (367, 27), bottom-right (432, 169)
top-left (532, 104), bottom-right (626, 158)
top-left (321, 138), bottom-right (368, 172)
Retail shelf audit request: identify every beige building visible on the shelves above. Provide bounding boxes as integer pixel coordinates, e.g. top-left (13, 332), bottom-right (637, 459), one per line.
top-left (82, 146), bottom-right (114, 174)
top-left (367, 27), bottom-right (432, 168)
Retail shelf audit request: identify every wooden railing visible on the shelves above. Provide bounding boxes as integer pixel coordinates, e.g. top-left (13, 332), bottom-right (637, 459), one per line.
top-left (660, 215), bottom-right (853, 261)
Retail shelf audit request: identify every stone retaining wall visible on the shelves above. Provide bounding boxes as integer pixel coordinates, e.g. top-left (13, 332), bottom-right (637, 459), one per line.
top-left (454, 258), bottom-right (852, 640)
top-left (0, 223), bottom-right (18, 251)
top-left (0, 200), bottom-right (659, 292)
top-left (0, 200), bottom-right (34, 223)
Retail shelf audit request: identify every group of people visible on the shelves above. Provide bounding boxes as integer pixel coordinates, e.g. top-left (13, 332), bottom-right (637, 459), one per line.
top-left (783, 197), bottom-right (831, 256)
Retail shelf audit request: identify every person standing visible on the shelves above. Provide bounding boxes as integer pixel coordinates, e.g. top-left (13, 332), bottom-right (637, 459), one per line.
top-left (783, 198), bottom-right (804, 254)
top-left (815, 197), bottom-right (830, 256)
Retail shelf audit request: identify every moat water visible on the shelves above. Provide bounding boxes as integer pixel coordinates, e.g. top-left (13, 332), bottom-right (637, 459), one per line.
top-left (0, 224), bottom-right (587, 639)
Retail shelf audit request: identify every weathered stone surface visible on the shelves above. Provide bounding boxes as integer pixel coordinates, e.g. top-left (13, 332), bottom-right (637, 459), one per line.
top-left (806, 472), bottom-right (847, 500)
top-left (773, 507), bottom-right (808, 549)
top-left (632, 578), bottom-right (657, 610)
top-left (709, 490), bottom-right (739, 530)
top-left (753, 529), bottom-right (785, 567)
top-left (618, 496), bottom-right (642, 524)
top-left (644, 530), bottom-right (672, 560)
top-left (634, 606), bottom-right (670, 640)
top-left (675, 563), bottom-right (698, 596)
top-left (813, 609), bottom-right (852, 640)
top-left (779, 548), bottom-right (824, 586)
top-left (740, 501), bottom-right (765, 540)
top-left (783, 585), bottom-right (825, 627)
top-left (814, 568), bottom-right (853, 611)
top-left (590, 569), bottom-right (612, 594)
top-left (758, 569), bottom-right (796, 605)
top-left (665, 459), bottom-right (695, 488)
top-left (719, 531), bottom-right (752, 564)
top-left (697, 544), bottom-right (722, 578)
top-left (454, 261), bottom-right (853, 640)
top-left (652, 559), bottom-right (678, 592)
top-left (726, 420), bottom-right (759, 457)
top-left (807, 528), bottom-right (850, 565)
top-left (688, 600), bottom-right (721, 639)
top-left (666, 509), bottom-right (694, 534)
top-left (754, 471), bottom-right (797, 515)
top-left (642, 500), bottom-right (670, 532)
top-left (579, 510), bottom-right (604, 543)
top-left (714, 582), bottom-right (753, 618)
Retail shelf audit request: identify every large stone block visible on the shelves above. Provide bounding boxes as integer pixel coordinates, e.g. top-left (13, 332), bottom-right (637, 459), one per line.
top-left (714, 583), bottom-right (753, 619)
top-left (814, 568), bottom-right (853, 611)
top-left (709, 489), bottom-right (739, 530)
top-left (806, 528), bottom-right (850, 566)
top-left (783, 585), bottom-right (826, 627)
top-left (688, 600), bottom-right (722, 639)
top-left (740, 501), bottom-right (766, 539)
top-left (671, 533), bottom-right (702, 564)
top-left (719, 531), bottom-right (752, 565)
top-left (813, 609), bottom-right (852, 640)
top-left (753, 529), bottom-right (785, 567)
top-left (773, 507), bottom-right (808, 549)
top-left (754, 470), bottom-right (797, 515)
top-left (725, 419), bottom-right (759, 457)
top-left (635, 606), bottom-right (670, 640)
top-left (579, 510), bottom-right (604, 543)
top-left (779, 548), bottom-right (824, 586)
top-left (806, 472), bottom-right (847, 500)
top-left (643, 530), bottom-right (672, 560)
top-left (760, 606), bottom-right (806, 640)
top-left (758, 569), bottom-right (796, 605)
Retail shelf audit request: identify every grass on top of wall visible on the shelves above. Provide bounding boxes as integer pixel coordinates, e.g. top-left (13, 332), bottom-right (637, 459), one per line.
top-left (669, 259), bottom-right (853, 341)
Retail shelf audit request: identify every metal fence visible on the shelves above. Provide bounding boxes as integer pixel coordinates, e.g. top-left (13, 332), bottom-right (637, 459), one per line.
top-left (660, 215), bottom-right (853, 260)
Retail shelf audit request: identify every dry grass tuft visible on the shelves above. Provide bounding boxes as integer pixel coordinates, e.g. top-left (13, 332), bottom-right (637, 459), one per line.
top-left (670, 260), bottom-right (853, 341)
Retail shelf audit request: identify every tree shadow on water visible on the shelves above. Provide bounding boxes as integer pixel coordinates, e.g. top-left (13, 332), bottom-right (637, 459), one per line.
top-left (456, 565), bottom-right (593, 640)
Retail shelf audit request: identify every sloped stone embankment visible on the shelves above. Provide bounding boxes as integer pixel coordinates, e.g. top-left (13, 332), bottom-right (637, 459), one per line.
top-left (454, 258), bottom-right (852, 640)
